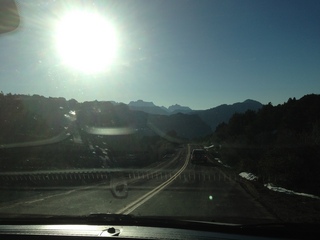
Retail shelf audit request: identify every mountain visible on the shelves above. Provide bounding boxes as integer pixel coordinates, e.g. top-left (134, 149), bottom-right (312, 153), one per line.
top-left (147, 113), bottom-right (212, 140)
top-left (128, 99), bottom-right (263, 131)
top-left (128, 100), bottom-right (155, 107)
top-left (214, 94), bottom-right (320, 146)
top-left (192, 99), bottom-right (263, 131)
top-left (128, 101), bottom-right (211, 138)
top-left (128, 100), bottom-right (192, 115)
top-left (128, 100), bottom-right (168, 115)
top-left (0, 94), bottom-right (211, 143)
top-left (127, 98), bottom-right (263, 137)
top-left (0, 93), bottom-right (261, 143)
top-left (168, 104), bottom-right (192, 114)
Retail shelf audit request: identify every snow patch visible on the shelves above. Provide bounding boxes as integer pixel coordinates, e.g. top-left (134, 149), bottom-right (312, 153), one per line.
top-left (215, 158), bottom-right (231, 168)
top-left (204, 145), bottom-right (214, 149)
top-left (239, 172), bottom-right (258, 181)
top-left (264, 183), bottom-right (320, 200)
top-left (69, 110), bottom-right (76, 115)
top-left (64, 110), bottom-right (77, 121)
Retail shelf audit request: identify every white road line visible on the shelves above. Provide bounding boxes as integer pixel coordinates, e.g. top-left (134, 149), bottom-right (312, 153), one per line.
top-left (128, 152), bottom-right (182, 185)
top-left (116, 145), bottom-right (191, 215)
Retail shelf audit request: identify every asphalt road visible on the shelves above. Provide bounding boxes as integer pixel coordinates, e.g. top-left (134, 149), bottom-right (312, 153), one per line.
top-left (0, 145), bottom-right (276, 224)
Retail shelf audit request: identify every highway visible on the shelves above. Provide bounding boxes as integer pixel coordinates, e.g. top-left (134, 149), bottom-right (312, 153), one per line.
top-left (0, 145), bottom-right (276, 224)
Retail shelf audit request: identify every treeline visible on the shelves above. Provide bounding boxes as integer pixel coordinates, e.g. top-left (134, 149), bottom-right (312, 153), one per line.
top-left (0, 92), bottom-right (180, 169)
top-left (211, 94), bottom-right (320, 195)
top-left (0, 92), bottom-right (77, 143)
top-left (0, 93), bottom-right (51, 143)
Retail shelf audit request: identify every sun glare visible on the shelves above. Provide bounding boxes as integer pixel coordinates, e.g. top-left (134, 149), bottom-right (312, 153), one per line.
top-left (55, 11), bottom-right (118, 74)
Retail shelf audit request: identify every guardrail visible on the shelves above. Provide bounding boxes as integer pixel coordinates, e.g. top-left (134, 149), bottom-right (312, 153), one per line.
top-left (2, 168), bottom-right (279, 185)
top-left (0, 169), bottom-right (111, 180)
top-left (0, 168), bottom-right (129, 199)
top-left (1, 172), bottom-right (109, 182)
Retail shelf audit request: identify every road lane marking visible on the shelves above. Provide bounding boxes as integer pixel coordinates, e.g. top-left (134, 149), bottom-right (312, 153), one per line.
top-left (116, 145), bottom-right (191, 215)
top-left (127, 150), bottom-right (182, 185)
top-left (24, 198), bottom-right (44, 204)
top-left (0, 151), bottom-right (183, 210)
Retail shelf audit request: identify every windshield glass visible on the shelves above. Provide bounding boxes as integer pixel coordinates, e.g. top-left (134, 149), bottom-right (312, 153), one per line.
top-left (0, 0), bottom-right (320, 225)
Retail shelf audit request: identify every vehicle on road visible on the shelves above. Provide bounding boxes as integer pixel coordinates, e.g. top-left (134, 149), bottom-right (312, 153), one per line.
top-left (190, 149), bottom-right (207, 164)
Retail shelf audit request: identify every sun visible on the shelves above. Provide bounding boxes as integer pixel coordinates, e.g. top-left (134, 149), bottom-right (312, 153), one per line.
top-left (55, 11), bottom-right (118, 74)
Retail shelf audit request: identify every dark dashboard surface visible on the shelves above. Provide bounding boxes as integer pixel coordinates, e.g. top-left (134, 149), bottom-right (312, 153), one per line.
top-left (0, 216), bottom-right (319, 240)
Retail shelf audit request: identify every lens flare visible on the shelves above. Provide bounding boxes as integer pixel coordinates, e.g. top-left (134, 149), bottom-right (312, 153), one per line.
top-left (55, 11), bottom-right (118, 73)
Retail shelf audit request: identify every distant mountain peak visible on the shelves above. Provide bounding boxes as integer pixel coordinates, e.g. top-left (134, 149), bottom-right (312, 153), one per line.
top-left (168, 104), bottom-right (192, 113)
top-left (127, 100), bottom-right (193, 115)
top-left (128, 100), bottom-right (168, 115)
top-left (128, 100), bottom-right (156, 107)
top-left (243, 99), bottom-right (261, 104)
top-left (196, 99), bottom-right (263, 130)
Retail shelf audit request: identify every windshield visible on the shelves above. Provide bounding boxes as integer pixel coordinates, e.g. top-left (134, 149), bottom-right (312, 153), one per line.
top-left (0, 0), bottom-right (320, 225)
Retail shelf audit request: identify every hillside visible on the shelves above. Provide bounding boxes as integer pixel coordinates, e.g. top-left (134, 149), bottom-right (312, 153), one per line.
top-left (0, 93), bottom-right (211, 144)
top-left (193, 99), bottom-right (263, 131)
top-left (211, 94), bottom-right (320, 196)
top-left (128, 100), bottom-right (192, 115)
top-left (127, 99), bottom-right (263, 131)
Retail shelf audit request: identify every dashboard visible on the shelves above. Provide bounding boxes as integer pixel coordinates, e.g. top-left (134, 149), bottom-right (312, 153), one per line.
top-left (0, 219), bottom-right (318, 240)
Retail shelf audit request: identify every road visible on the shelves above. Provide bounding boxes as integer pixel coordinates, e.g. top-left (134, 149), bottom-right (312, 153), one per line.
top-left (0, 145), bottom-right (276, 224)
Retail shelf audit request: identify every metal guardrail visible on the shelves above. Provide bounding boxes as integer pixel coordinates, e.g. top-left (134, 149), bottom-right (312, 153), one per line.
top-left (0, 169), bottom-right (113, 182)
top-left (0, 169), bottom-right (265, 183)
top-left (0, 168), bottom-right (129, 199)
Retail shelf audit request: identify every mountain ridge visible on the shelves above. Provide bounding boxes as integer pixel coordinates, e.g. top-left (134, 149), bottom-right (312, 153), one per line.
top-left (127, 99), bottom-right (263, 131)
top-left (0, 93), bottom-right (263, 141)
top-left (128, 100), bottom-right (193, 115)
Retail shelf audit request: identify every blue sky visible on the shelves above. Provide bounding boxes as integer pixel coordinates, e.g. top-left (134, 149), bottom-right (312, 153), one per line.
top-left (0, 0), bottom-right (320, 110)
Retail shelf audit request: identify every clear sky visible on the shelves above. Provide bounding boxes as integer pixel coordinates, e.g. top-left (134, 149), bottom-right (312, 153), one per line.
top-left (0, 0), bottom-right (320, 110)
